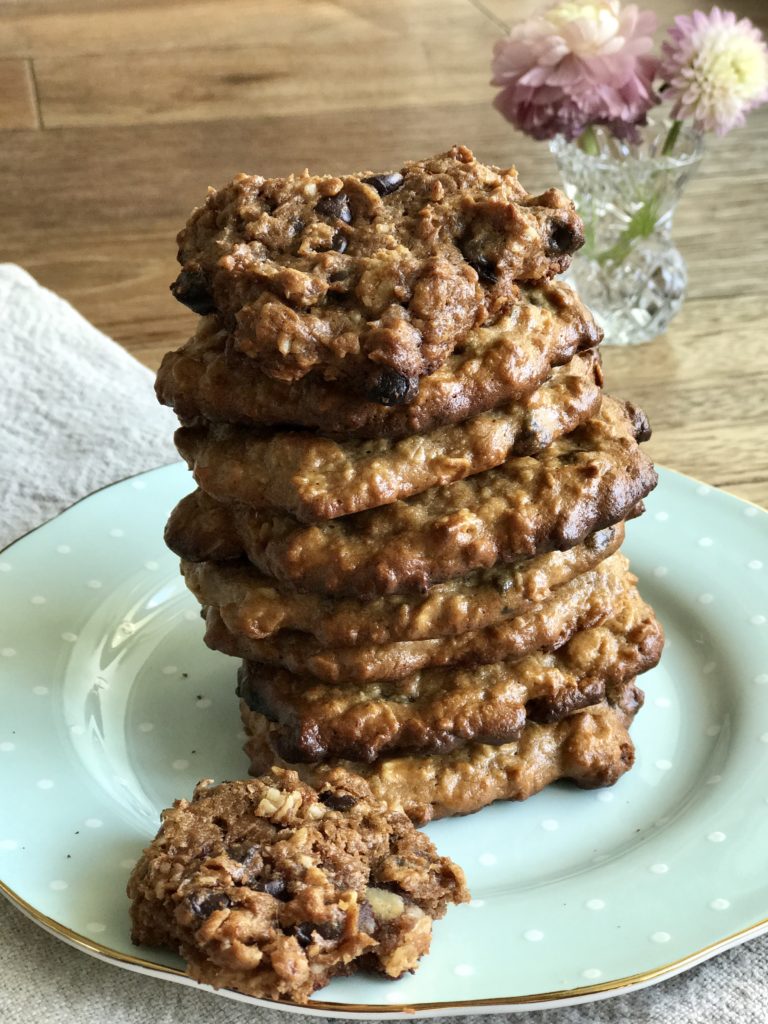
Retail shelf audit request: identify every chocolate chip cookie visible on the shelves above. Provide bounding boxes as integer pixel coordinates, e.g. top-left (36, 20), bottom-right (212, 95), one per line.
top-left (156, 279), bottom-right (600, 437)
top-left (235, 577), bottom-right (663, 763)
top-left (171, 146), bottom-right (585, 402)
top-left (174, 349), bottom-right (602, 521)
top-left (165, 397), bottom-right (656, 598)
top-left (128, 768), bottom-right (468, 1003)
top-left (241, 679), bottom-right (645, 825)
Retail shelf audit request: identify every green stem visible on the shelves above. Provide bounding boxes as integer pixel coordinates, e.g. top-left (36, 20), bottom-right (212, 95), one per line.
top-left (661, 119), bottom-right (683, 157)
top-left (596, 195), bottom-right (662, 266)
top-left (578, 125), bottom-right (600, 156)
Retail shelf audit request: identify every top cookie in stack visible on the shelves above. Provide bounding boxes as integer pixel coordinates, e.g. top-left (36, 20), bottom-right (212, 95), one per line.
top-left (157, 146), bottom-right (663, 825)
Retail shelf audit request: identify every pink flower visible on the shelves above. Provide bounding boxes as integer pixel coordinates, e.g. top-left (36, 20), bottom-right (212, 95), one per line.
top-left (660, 7), bottom-right (768, 135)
top-left (491, 1), bottom-right (659, 142)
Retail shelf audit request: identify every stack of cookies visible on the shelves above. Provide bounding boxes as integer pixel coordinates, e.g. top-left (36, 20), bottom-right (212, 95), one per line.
top-left (157, 147), bottom-right (664, 825)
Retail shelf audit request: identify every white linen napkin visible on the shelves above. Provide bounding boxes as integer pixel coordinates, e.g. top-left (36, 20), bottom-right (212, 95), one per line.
top-left (0, 263), bottom-right (765, 1024)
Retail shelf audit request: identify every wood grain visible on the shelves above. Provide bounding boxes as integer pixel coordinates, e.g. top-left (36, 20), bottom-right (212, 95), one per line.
top-left (0, 58), bottom-right (39, 128)
top-left (0, 0), bottom-right (766, 506)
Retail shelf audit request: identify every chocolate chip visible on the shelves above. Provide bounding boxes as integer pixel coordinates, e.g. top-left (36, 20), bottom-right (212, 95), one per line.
top-left (170, 268), bottom-right (216, 315)
top-left (626, 402), bottom-right (652, 443)
top-left (316, 193), bottom-right (352, 223)
top-left (250, 876), bottom-right (289, 900)
top-left (331, 231), bottom-right (348, 254)
top-left (291, 218), bottom-right (305, 236)
top-left (291, 920), bottom-right (341, 947)
top-left (361, 172), bottom-right (404, 196)
top-left (467, 255), bottom-right (497, 285)
top-left (547, 220), bottom-right (583, 256)
top-left (366, 368), bottom-right (417, 406)
top-left (319, 791), bottom-right (358, 811)
top-left (188, 891), bottom-right (231, 919)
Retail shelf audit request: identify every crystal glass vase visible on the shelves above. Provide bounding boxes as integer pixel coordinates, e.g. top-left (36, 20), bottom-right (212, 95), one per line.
top-left (550, 124), bottom-right (703, 346)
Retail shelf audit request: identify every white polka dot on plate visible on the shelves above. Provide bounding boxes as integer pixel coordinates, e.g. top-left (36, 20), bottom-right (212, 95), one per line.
top-left (0, 840), bottom-right (19, 851)
top-left (523, 929), bottom-right (544, 942)
top-left (85, 818), bottom-right (103, 829)
top-left (759, 733), bottom-right (768, 744)
top-left (61, 632), bottom-right (78, 643)
top-left (109, 528), bottom-right (124, 538)
top-left (706, 775), bottom-right (722, 785)
top-left (453, 964), bottom-right (475, 977)
top-left (49, 880), bottom-right (68, 890)
top-left (130, 480), bottom-right (146, 490)
top-left (540, 818), bottom-right (559, 831)
top-left (32, 686), bottom-right (49, 696)
top-left (652, 565), bottom-right (668, 578)
top-left (696, 485), bottom-right (711, 496)
top-left (698, 537), bottom-right (713, 547)
top-left (744, 506), bottom-right (759, 517)
top-left (70, 724), bottom-right (85, 736)
top-left (162, 665), bottom-right (177, 676)
top-left (86, 922), bottom-right (107, 933)
top-left (651, 931), bottom-right (671, 943)
top-left (748, 560), bottom-right (763, 570)
top-left (649, 863), bottom-right (669, 874)
top-left (1, 648), bottom-right (16, 658)
top-left (654, 511), bottom-right (669, 522)
top-left (750, 614), bottom-right (766, 626)
top-left (709, 898), bottom-right (730, 910)
top-left (0, 742), bottom-right (15, 752)
top-left (478, 852), bottom-right (497, 867)
top-left (654, 696), bottom-right (671, 708)
top-left (30, 595), bottom-right (46, 605)
top-left (698, 593), bottom-right (714, 605)
top-left (138, 722), bottom-right (154, 733)
top-left (195, 698), bottom-right (212, 710)
top-left (56, 545), bottom-right (71, 555)
top-left (86, 580), bottom-right (102, 590)
top-left (184, 609), bottom-right (198, 622)
top-left (144, 560), bottom-right (159, 571)
top-left (469, 899), bottom-right (485, 909)
top-left (0, 562), bottom-right (11, 572)
top-left (755, 674), bottom-right (768, 685)
top-left (172, 759), bottom-right (190, 771)
top-left (596, 791), bottom-right (614, 803)
top-left (582, 968), bottom-right (602, 980)
top-left (708, 831), bottom-right (726, 843)
top-left (655, 759), bottom-right (673, 771)
top-left (585, 898), bottom-right (606, 910)
top-left (119, 858), bottom-right (137, 870)
top-left (36, 779), bottom-right (54, 790)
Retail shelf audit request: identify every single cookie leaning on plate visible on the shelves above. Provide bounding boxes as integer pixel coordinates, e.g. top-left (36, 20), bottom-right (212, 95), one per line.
top-left (170, 145), bottom-right (585, 402)
top-left (155, 279), bottom-right (601, 437)
top-left (165, 396), bottom-right (656, 598)
top-left (127, 768), bottom-right (468, 1004)
top-left (241, 678), bottom-right (645, 825)
top-left (174, 348), bottom-right (602, 521)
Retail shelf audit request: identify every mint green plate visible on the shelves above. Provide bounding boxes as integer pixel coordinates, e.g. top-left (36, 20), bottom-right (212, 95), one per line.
top-left (1, 464), bottom-right (767, 1017)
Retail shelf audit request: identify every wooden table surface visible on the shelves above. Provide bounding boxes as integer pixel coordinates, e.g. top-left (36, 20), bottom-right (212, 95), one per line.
top-left (2, 0), bottom-right (767, 506)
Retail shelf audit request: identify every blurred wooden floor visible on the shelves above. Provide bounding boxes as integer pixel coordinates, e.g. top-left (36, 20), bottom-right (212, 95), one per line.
top-left (1, 0), bottom-right (767, 504)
